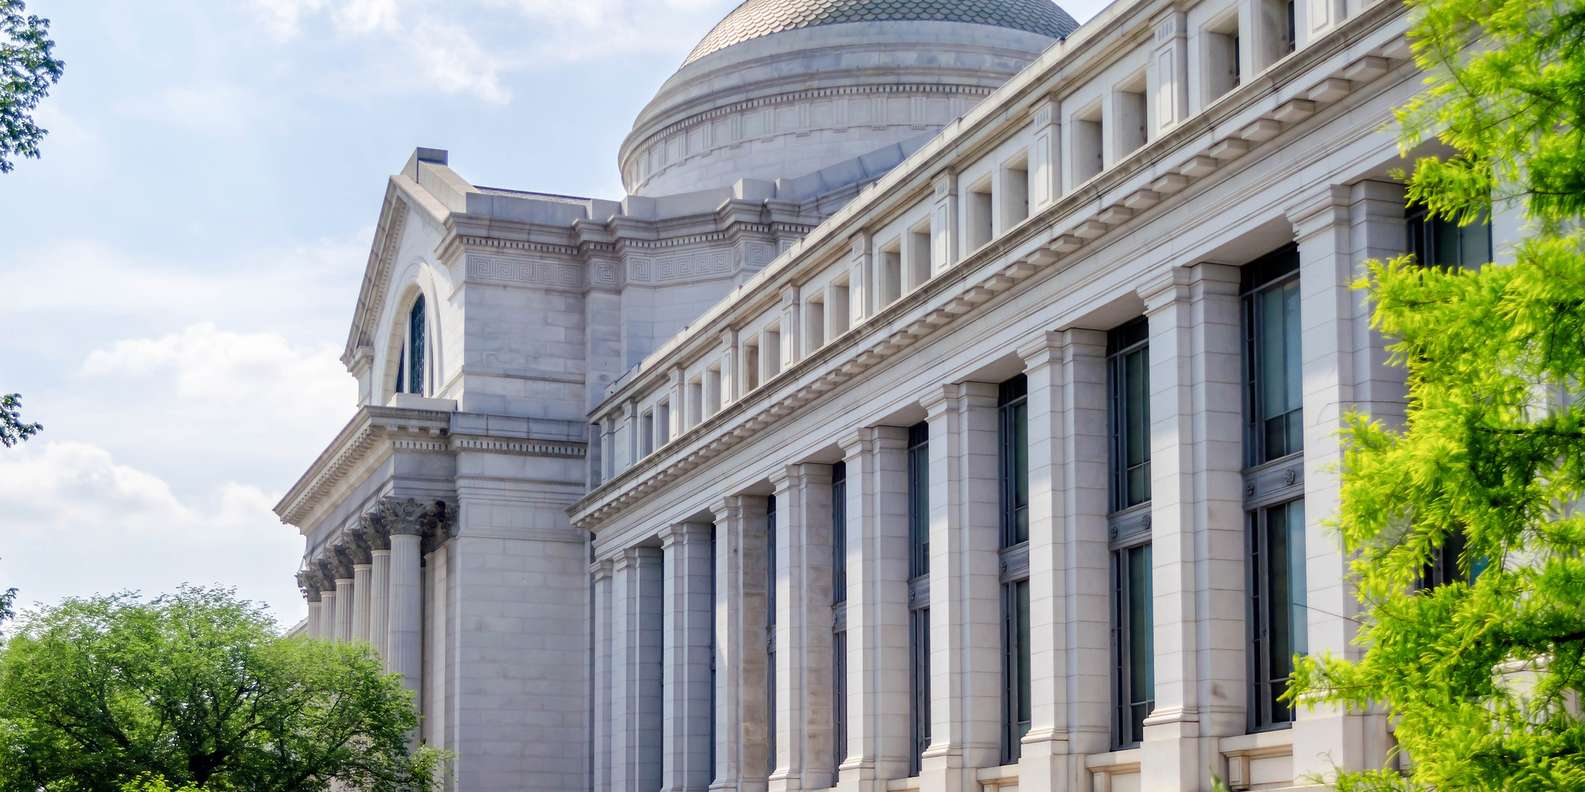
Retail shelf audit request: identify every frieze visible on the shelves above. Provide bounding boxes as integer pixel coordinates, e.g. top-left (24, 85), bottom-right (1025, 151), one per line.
top-left (626, 248), bottom-right (733, 284)
top-left (465, 252), bottom-right (583, 289)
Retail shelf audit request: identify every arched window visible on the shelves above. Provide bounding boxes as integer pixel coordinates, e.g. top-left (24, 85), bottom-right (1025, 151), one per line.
top-left (396, 295), bottom-right (427, 396)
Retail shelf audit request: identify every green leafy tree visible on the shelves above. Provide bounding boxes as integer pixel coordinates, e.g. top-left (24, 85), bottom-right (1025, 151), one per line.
top-left (0, 0), bottom-right (64, 173)
top-left (0, 587), bottom-right (445, 792)
top-left (1287, 0), bottom-right (1585, 789)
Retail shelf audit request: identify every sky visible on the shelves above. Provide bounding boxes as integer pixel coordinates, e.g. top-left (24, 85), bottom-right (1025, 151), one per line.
top-left (0, 0), bottom-right (1108, 629)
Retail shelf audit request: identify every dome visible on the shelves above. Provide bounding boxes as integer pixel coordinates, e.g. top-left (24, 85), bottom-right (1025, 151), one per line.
top-left (620, 0), bottom-right (1079, 197)
top-left (684, 0), bottom-right (1079, 66)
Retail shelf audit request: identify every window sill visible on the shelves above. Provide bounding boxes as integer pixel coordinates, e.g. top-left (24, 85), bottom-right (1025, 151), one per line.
top-left (1220, 730), bottom-right (1294, 791)
top-left (884, 776), bottom-right (922, 791)
top-left (977, 763), bottom-right (1020, 790)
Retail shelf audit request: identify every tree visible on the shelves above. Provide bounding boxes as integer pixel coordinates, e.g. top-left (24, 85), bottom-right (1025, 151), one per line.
top-left (0, 393), bottom-right (40, 448)
top-left (1286, 0), bottom-right (1585, 789)
top-left (0, 0), bottom-right (63, 173)
top-left (0, 587), bottom-right (445, 792)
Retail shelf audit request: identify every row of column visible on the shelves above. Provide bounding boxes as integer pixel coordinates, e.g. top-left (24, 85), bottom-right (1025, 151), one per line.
top-left (594, 183), bottom-right (1400, 791)
top-left (296, 496), bottom-right (450, 698)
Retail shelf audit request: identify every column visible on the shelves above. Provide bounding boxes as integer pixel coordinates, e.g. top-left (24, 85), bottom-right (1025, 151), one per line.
top-left (297, 571), bottom-right (322, 638)
top-left (367, 513), bottom-right (392, 660)
top-left (593, 559), bottom-right (614, 792)
top-left (1285, 183), bottom-right (1400, 779)
top-left (711, 495), bottom-right (771, 792)
top-left (920, 383), bottom-right (1001, 792)
top-left (612, 545), bottom-right (664, 792)
top-left (780, 286), bottom-right (802, 368)
top-left (1018, 330), bottom-right (1111, 791)
top-left (383, 498), bottom-right (426, 695)
top-left (768, 464), bottom-right (836, 792)
top-left (838, 428), bottom-right (911, 792)
top-left (662, 523), bottom-right (716, 792)
top-left (351, 540), bottom-right (373, 645)
top-left (316, 561), bottom-right (338, 642)
top-left (721, 330), bottom-right (740, 406)
top-left (1139, 263), bottom-right (1245, 791)
top-left (333, 546), bottom-right (355, 644)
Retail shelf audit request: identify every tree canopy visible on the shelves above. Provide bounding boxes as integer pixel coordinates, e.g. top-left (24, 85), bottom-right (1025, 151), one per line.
top-left (0, 0), bottom-right (63, 173)
top-left (0, 587), bottom-right (444, 792)
top-left (1287, 0), bottom-right (1585, 789)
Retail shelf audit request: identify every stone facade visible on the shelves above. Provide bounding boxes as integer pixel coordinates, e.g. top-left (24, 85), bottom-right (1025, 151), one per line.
top-left (277, 0), bottom-right (1514, 789)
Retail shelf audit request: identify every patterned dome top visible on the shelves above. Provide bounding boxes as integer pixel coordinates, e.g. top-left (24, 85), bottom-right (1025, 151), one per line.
top-left (682, 0), bottom-right (1079, 66)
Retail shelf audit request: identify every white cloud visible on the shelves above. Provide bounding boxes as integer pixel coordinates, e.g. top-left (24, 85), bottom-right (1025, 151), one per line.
top-left (0, 441), bottom-right (307, 628)
top-left (81, 323), bottom-right (350, 416)
top-left (408, 21), bottom-right (511, 104)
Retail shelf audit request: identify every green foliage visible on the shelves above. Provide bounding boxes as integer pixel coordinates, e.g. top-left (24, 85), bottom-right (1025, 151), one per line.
top-left (0, 0), bottom-right (63, 173)
top-left (120, 774), bottom-right (209, 792)
top-left (0, 393), bottom-right (41, 448)
top-left (1286, 0), bottom-right (1585, 789)
top-left (0, 586), bottom-right (445, 792)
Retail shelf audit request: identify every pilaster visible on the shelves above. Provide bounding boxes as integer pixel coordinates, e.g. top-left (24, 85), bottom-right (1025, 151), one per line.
top-left (1017, 329), bottom-right (1111, 792)
top-left (1138, 263), bottom-right (1245, 791)
top-left (1148, 11), bottom-right (1190, 136)
top-left (1029, 97), bottom-right (1062, 210)
top-left (662, 522), bottom-right (717, 792)
top-left (612, 544), bottom-right (665, 792)
top-left (593, 559), bottom-right (615, 792)
top-left (849, 234), bottom-right (872, 323)
top-left (711, 495), bottom-right (772, 792)
top-left (768, 464), bottom-right (837, 792)
top-left (837, 427), bottom-right (912, 792)
top-left (1285, 184), bottom-right (1397, 781)
top-left (920, 382), bottom-right (1001, 792)
top-left (931, 172), bottom-right (959, 274)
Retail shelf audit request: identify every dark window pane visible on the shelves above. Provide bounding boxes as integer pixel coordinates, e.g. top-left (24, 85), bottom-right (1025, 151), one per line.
top-left (1251, 498), bottom-right (1305, 729)
top-left (908, 422), bottom-right (930, 579)
top-left (408, 295), bottom-right (426, 396)
top-left (833, 463), bottom-right (847, 605)
top-left (1109, 318), bottom-right (1151, 512)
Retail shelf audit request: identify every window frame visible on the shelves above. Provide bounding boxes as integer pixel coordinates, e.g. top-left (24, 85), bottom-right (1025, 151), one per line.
top-left (906, 421), bottom-right (931, 776)
top-left (1107, 318), bottom-right (1151, 519)
top-left (1110, 532), bottom-right (1153, 748)
top-left (1241, 246), bottom-right (1303, 468)
top-left (1407, 204), bottom-right (1493, 270)
top-left (831, 462), bottom-right (848, 785)
top-left (997, 375), bottom-right (1031, 763)
top-left (766, 495), bottom-right (777, 773)
top-left (1246, 498), bottom-right (1307, 732)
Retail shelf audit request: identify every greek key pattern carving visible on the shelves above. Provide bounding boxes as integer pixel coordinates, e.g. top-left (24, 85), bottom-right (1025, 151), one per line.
top-left (627, 248), bottom-right (733, 283)
top-left (466, 252), bottom-right (583, 289)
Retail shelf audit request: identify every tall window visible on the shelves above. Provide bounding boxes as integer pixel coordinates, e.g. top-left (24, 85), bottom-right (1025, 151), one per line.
top-left (1108, 318), bottom-right (1153, 748)
top-left (1408, 204), bottom-right (1492, 270)
top-left (399, 295), bottom-right (427, 396)
top-left (1243, 248), bottom-right (1302, 466)
top-left (1248, 499), bottom-right (1306, 730)
top-left (766, 495), bottom-right (777, 773)
top-left (831, 462), bottom-right (847, 786)
top-left (1112, 541), bottom-right (1153, 747)
top-left (1108, 318), bottom-right (1150, 511)
top-left (1242, 245), bottom-right (1307, 732)
top-left (907, 422), bottom-right (931, 776)
top-left (998, 375), bottom-right (1031, 763)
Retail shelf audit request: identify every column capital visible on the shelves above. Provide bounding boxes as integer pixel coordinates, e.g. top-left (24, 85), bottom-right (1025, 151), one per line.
top-left (1016, 329), bottom-right (1065, 368)
top-left (296, 570), bottom-right (322, 601)
top-left (359, 510), bottom-right (391, 550)
top-left (589, 557), bottom-right (614, 581)
top-left (932, 168), bottom-right (957, 198)
top-left (920, 380), bottom-right (998, 417)
top-left (1286, 183), bottom-right (1353, 242)
top-left (330, 543), bottom-right (356, 581)
top-left (838, 427), bottom-right (871, 458)
top-left (1138, 266), bottom-right (1191, 313)
top-left (659, 521), bottom-right (713, 549)
top-left (378, 497), bottom-right (448, 539)
top-left (346, 523), bottom-right (375, 564)
top-left (709, 494), bottom-right (742, 524)
top-left (314, 558), bottom-right (339, 593)
top-left (1349, 179), bottom-right (1408, 221)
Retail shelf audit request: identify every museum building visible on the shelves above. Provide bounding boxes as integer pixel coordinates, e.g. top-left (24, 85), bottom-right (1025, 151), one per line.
top-left (275, 0), bottom-right (1515, 789)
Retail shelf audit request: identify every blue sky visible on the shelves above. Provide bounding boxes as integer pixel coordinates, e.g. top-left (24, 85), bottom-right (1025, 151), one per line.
top-left (0, 0), bottom-right (1107, 628)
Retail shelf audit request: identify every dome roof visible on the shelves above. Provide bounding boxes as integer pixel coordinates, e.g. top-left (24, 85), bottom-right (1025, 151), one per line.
top-left (682, 0), bottom-right (1079, 66)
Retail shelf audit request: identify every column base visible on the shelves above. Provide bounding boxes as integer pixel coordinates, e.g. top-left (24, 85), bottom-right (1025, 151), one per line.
top-left (1141, 706), bottom-right (1219, 792)
top-left (919, 745), bottom-right (975, 792)
top-left (1291, 703), bottom-right (1389, 785)
top-left (837, 758), bottom-right (891, 792)
top-left (1017, 731), bottom-right (1083, 792)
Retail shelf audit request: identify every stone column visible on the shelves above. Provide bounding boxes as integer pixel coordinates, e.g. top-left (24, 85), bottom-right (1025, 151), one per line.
top-left (332, 544), bottom-right (355, 644)
top-left (920, 382), bottom-right (1001, 792)
top-left (383, 498), bottom-right (427, 695)
top-left (1139, 263), bottom-right (1246, 791)
top-left (297, 571), bottom-right (322, 639)
top-left (316, 560), bottom-right (338, 642)
top-left (768, 464), bottom-right (836, 792)
top-left (592, 559), bottom-right (615, 792)
top-left (710, 495), bottom-right (771, 792)
top-left (779, 286), bottom-right (802, 369)
top-left (662, 522), bottom-right (716, 792)
top-left (1017, 329), bottom-right (1111, 792)
top-left (1284, 183), bottom-right (1401, 779)
top-left (837, 427), bottom-right (911, 792)
top-left (613, 545), bottom-right (664, 792)
top-left (366, 512), bottom-right (392, 660)
top-left (350, 528), bottom-right (373, 645)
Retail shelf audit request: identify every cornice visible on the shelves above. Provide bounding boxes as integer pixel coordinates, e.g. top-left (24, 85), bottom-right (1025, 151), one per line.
top-left (274, 405), bottom-right (453, 529)
top-left (569, 0), bottom-right (1410, 533)
top-left (342, 190), bottom-right (411, 368)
